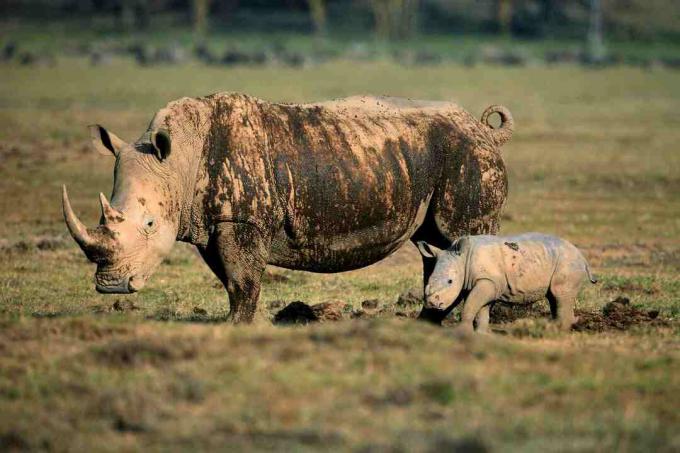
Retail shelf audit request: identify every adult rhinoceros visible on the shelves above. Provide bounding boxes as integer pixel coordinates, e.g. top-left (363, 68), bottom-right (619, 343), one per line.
top-left (63, 93), bottom-right (513, 323)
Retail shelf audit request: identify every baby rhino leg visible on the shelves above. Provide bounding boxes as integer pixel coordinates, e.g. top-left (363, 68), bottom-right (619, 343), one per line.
top-left (473, 302), bottom-right (494, 334)
top-left (548, 271), bottom-right (580, 331)
top-left (459, 280), bottom-right (496, 333)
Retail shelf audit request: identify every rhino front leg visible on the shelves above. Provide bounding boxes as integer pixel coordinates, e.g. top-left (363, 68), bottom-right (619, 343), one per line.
top-left (458, 280), bottom-right (496, 333)
top-left (199, 222), bottom-right (271, 324)
top-left (473, 302), bottom-right (494, 333)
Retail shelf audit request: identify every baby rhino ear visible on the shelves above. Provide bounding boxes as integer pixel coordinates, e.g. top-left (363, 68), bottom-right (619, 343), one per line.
top-left (416, 241), bottom-right (442, 259)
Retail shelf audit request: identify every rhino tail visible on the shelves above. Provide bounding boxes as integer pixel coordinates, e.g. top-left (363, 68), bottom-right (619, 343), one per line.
top-left (585, 262), bottom-right (598, 284)
top-left (481, 105), bottom-right (514, 147)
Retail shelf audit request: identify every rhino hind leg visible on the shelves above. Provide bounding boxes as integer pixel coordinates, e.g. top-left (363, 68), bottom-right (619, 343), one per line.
top-left (547, 282), bottom-right (579, 331)
top-left (547, 292), bottom-right (577, 331)
top-left (198, 222), bottom-right (271, 324)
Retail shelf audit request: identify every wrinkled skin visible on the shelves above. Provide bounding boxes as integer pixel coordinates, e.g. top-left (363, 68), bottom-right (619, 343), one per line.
top-left (418, 233), bottom-right (597, 332)
top-left (63, 93), bottom-right (513, 323)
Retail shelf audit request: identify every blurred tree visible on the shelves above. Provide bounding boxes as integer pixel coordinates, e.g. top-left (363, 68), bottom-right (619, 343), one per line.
top-left (493, 0), bottom-right (513, 35)
top-left (370, 0), bottom-right (420, 40)
top-left (586, 0), bottom-right (606, 61)
top-left (117, 0), bottom-right (151, 30)
top-left (192, 0), bottom-right (211, 37)
top-left (306, 0), bottom-right (327, 37)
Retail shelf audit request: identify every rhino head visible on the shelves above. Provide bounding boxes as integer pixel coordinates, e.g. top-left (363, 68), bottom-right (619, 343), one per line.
top-left (63, 125), bottom-right (179, 293)
top-left (417, 241), bottom-right (466, 310)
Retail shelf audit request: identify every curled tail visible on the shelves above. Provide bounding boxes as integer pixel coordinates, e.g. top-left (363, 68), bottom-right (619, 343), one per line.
top-left (481, 105), bottom-right (514, 146)
top-left (585, 263), bottom-right (598, 284)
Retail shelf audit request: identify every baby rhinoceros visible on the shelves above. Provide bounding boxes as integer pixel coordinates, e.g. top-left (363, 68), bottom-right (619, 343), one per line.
top-left (417, 233), bottom-right (597, 332)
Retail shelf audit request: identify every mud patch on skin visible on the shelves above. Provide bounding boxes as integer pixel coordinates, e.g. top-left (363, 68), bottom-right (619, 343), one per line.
top-left (504, 241), bottom-right (519, 251)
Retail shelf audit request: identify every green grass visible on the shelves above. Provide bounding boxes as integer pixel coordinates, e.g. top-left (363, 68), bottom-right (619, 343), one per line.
top-left (0, 54), bottom-right (679, 451)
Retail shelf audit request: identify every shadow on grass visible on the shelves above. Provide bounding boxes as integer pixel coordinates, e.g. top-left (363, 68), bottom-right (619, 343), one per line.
top-left (146, 307), bottom-right (232, 324)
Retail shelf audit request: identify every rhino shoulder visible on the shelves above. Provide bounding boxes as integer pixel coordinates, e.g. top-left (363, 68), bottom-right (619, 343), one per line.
top-left (463, 236), bottom-right (505, 290)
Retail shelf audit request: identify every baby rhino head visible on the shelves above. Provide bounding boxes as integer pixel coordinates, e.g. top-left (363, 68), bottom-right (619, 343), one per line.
top-left (417, 241), bottom-right (466, 310)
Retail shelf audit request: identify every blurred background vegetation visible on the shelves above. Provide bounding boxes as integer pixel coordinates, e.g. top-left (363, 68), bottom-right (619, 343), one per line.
top-left (1, 0), bottom-right (679, 67)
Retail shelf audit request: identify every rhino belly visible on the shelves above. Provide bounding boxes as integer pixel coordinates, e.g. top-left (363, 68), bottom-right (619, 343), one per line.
top-left (269, 193), bottom-right (431, 272)
top-left (499, 241), bottom-right (556, 303)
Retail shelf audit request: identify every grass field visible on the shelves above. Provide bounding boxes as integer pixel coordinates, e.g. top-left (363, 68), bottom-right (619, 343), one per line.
top-left (1, 56), bottom-right (679, 451)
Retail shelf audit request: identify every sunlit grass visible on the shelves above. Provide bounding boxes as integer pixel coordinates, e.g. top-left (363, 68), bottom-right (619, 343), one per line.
top-left (0, 58), bottom-right (678, 450)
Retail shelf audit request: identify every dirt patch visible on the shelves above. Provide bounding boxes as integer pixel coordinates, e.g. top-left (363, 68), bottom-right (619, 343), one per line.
top-left (573, 296), bottom-right (669, 332)
top-left (113, 299), bottom-right (140, 312)
top-left (396, 287), bottom-right (422, 309)
top-left (273, 300), bottom-right (350, 325)
top-left (490, 302), bottom-right (551, 324)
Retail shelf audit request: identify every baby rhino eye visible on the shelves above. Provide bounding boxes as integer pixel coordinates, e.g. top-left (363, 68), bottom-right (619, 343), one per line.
top-left (146, 219), bottom-right (154, 228)
top-left (448, 279), bottom-right (453, 284)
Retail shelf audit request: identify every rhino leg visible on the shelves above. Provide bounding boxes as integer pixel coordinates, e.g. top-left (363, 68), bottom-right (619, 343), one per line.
top-left (199, 222), bottom-right (271, 324)
top-left (458, 280), bottom-right (496, 333)
top-left (473, 302), bottom-right (494, 333)
top-left (547, 291), bottom-right (577, 331)
top-left (547, 277), bottom-right (580, 331)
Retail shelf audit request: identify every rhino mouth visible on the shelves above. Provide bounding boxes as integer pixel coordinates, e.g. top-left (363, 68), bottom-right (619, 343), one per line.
top-left (96, 276), bottom-right (135, 294)
top-left (95, 275), bottom-right (145, 294)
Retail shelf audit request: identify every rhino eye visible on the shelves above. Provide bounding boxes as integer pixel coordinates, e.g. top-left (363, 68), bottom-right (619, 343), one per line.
top-left (448, 279), bottom-right (453, 284)
top-left (146, 220), bottom-right (154, 228)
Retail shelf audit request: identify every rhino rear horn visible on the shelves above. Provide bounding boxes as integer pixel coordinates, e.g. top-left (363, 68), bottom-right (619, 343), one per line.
top-left (99, 193), bottom-right (125, 224)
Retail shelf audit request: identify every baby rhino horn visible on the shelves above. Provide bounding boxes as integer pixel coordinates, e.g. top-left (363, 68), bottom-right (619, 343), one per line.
top-left (99, 193), bottom-right (125, 224)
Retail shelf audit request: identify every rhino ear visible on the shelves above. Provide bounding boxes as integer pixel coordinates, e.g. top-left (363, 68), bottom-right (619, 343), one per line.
top-left (88, 124), bottom-right (127, 157)
top-left (416, 241), bottom-right (442, 259)
top-left (451, 237), bottom-right (469, 255)
top-left (151, 129), bottom-right (172, 161)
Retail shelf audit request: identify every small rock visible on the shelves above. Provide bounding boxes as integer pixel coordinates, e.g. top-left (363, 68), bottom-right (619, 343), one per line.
top-left (351, 309), bottom-right (368, 319)
top-left (603, 296), bottom-right (631, 316)
top-left (396, 287), bottom-right (422, 308)
top-left (274, 301), bottom-right (318, 325)
top-left (612, 296), bottom-right (630, 305)
top-left (311, 300), bottom-right (345, 322)
top-left (112, 299), bottom-right (140, 312)
top-left (361, 299), bottom-right (379, 310)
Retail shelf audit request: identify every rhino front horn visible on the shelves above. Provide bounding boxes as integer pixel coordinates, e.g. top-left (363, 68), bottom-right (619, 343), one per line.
top-left (62, 185), bottom-right (98, 251)
top-left (99, 193), bottom-right (125, 224)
